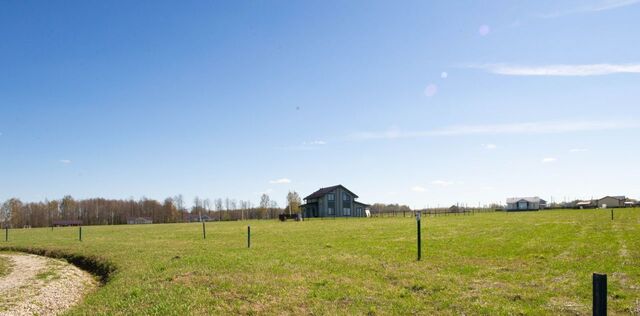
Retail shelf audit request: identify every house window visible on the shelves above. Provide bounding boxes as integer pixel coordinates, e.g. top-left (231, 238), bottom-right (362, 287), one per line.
top-left (328, 207), bottom-right (335, 215)
top-left (327, 194), bottom-right (334, 201)
top-left (343, 207), bottom-right (351, 216)
top-left (357, 207), bottom-right (362, 214)
top-left (343, 193), bottom-right (350, 201)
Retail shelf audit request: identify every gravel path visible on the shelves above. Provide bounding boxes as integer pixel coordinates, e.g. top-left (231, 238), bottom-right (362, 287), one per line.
top-left (0, 253), bottom-right (98, 316)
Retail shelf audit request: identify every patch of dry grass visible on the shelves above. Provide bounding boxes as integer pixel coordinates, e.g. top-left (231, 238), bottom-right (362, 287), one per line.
top-left (0, 256), bottom-right (10, 278)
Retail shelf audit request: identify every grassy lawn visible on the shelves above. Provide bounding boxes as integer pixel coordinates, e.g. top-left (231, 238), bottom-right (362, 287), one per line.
top-left (1, 208), bottom-right (639, 315)
top-left (0, 256), bottom-right (10, 278)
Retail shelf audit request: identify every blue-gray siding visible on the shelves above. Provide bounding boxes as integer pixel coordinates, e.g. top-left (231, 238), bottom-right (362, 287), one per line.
top-left (303, 187), bottom-right (367, 217)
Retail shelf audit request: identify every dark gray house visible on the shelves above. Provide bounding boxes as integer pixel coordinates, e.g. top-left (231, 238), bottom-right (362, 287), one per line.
top-left (596, 196), bottom-right (627, 208)
top-left (301, 185), bottom-right (370, 218)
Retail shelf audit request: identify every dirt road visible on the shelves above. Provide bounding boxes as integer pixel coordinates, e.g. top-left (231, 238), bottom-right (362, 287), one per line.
top-left (0, 253), bottom-right (98, 316)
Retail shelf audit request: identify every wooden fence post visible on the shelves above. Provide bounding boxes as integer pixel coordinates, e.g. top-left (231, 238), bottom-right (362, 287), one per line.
top-left (247, 225), bottom-right (251, 248)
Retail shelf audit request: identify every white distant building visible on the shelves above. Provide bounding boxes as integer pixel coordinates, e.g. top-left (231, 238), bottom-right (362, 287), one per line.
top-left (576, 200), bottom-right (596, 209)
top-left (506, 197), bottom-right (547, 211)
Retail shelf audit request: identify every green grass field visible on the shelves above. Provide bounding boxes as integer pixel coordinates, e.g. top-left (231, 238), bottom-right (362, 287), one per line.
top-left (0, 256), bottom-right (10, 278)
top-left (1, 209), bottom-right (639, 315)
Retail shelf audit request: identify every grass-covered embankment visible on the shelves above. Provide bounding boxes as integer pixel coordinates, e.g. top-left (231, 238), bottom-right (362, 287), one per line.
top-left (2, 208), bottom-right (639, 314)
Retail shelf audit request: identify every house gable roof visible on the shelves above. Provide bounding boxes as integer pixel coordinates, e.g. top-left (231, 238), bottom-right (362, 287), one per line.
top-left (599, 195), bottom-right (626, 201)
top-left (304, 185), bottom-right (359, 200)
top-left (127, 216), bottom-right (152, 221)
top-left (506, 197), bottom-right (545, 204)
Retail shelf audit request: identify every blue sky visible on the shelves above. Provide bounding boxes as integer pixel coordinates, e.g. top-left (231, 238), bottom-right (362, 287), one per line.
top-left (1, 0), bottom-right (639, 208)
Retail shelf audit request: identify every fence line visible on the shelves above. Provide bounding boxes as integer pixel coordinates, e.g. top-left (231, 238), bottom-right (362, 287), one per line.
top-left (371, 208), bottom-right (498, 218)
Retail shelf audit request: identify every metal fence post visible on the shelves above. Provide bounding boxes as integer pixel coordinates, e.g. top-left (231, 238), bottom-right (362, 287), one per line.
top-left (416, 211), bottom-right (422, 261)
top-left (593, 273), bottom-right (607, 316)
top-left (247, 225), bottom-right (251, 248)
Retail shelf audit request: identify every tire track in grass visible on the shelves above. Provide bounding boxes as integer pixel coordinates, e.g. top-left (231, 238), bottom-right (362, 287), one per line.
top-left (612, 212), bottom-right (630, 266)
top-left (610, 209), bottom-right (640, 314)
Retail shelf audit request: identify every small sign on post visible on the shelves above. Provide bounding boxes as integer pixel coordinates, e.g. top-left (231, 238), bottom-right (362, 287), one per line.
top-left (593, 273), bottom-right (607, 316)
top-left (416, 211), bottom-right (422, 261)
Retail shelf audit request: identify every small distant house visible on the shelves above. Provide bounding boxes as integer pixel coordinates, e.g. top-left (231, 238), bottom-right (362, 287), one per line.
top-left (575, 200), bottom-right (596, 209)
top-left (596, 196), bottom-right (626, 208)
top-left (52, 220), bottom-right (82, 227)
top-left (190, 214), bottom-right (214, 222)
top-left (506, 197), bottom-right (547, 211)
top-left (127, 217), bottom-right (153, 225)
top-left (301, 185), bottom-right (370, 218)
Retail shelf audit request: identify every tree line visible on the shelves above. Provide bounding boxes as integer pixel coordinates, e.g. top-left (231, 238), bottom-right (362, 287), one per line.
top-left (369, 203), bottom-right (412, 215)
top-left (1, 192), bottom-right (304, 228)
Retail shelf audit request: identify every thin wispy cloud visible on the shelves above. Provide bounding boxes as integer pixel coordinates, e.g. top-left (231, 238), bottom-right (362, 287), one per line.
top-left (269, 178), bottom-right (291, 184)
top-left (59, 159), bottom-right (72, 164)
top-left (570, 148), bottom-right (589, 152)
top-left (350, 120), bottom-right (639, 140)
top-left (483, 144), bottom-right (497, 150)
top-left (541, 157), bottom-right (557, 163)
top-left (281, 140), bottom-right (327, 151)
top-left (302, 140), bottom-right (327, 146)
top-left (466, 63), bottom-right (640, 76)
top-left (588, 0), bottom-right (640, 11)
top-left (536, 9), bottom-right (576, 18)
top-left (411, 186), bottom-right (427, 192)
top-left (431, 180), bottom-right (455, 187)
top-left (538, 0), bottom-right (640, 18)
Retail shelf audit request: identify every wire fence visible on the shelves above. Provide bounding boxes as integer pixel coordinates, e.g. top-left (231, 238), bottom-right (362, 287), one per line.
top-left (371, 208), bottom-right (498, 218)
